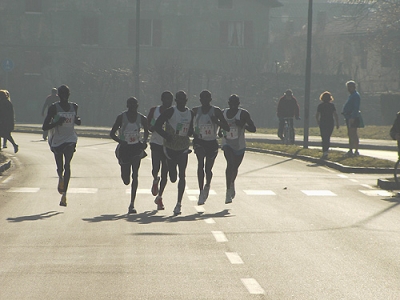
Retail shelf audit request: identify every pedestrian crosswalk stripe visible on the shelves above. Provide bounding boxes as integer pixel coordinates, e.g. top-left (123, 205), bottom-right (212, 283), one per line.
top-left (244, 190), bottom-right (276, 196)
top-left (241, 278), bottom-right (265, 295)
top-left (225, 252), bottom-right (244, 264)
top-left (68, 188), bottom-right (98, 194)
top-left (7, 187), bottom-right (40, 193)
top-left (128, 189), bottom-right (151, 194)
top-left (302, 190), bottom-right (336, 196)
top-left (359, 190), bottom-right (393, 197)
top-left (204, 218), bottom-right (215, 224)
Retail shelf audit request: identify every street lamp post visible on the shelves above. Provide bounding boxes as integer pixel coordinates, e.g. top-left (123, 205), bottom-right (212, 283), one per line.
top-left (135, 0), bottom-right (140, 97)
top-left (303, 0), bottom-right (313, 148)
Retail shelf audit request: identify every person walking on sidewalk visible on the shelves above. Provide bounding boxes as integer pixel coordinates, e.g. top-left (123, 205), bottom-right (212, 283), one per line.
top-left (147, 91), bottom-right (173, 210)
top-left (192, 90), bottom-right (229, 205)
top-left (277, 89), bottom-right (300, 143)
top-left (42, 85), bottom-right (81, 207)
top-left (316, 91), bottom-right (339, 159)
top-left (42, 88), bottom-right (59, 141)
top-left (110, 97), bottom-right (149, 214)
top-left (153, 90), bottom-right (194, 216)
top-left (220, 95), bottom-right (256, 204)
top-left (0, 90), bottom-right (18, 153)
top-left (342, 80), bottom-right (361, 157)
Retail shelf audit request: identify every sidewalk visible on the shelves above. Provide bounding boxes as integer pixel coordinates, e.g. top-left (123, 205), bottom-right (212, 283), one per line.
top-left (13, 123), bottom-right (397, 152)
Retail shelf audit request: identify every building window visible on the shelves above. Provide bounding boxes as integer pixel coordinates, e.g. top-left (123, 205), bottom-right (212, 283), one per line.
top-left (24, 51), bottom-right (41, 75)
top-left (218, 0), bottom-right (233, 9)
top-left (26, 0), bottom-right (42, 13)
top-left (220, 21), bottom-right (253, 48)
top-left (81, 16), bottom-right (99, 45)
top-left (128, 19), bottom-right (162, 47)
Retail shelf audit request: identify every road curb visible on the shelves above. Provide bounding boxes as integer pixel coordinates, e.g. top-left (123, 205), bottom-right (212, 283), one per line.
top-left (0, 159), bottom-right (11, 174)
top-left (246, 147), bottom-right (393, 174)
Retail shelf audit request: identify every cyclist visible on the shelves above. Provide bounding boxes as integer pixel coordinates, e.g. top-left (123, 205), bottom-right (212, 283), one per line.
top-left (277, 89), bottom-right (300, 144)
top-left (390, 111), bottom-right (400, 157)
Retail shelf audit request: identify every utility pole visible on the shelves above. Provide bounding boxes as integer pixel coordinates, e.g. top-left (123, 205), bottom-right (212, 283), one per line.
top-left (135, 0), bottom-right (140, 97)
top-left (303, 0), bottom-right (313, 149)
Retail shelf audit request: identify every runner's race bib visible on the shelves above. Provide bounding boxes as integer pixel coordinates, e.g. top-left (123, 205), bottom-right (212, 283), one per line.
top-left (176, 122), bottom-right (190, 136)
top-left (58, 112), bottom-right (75, 127)
top-left (124, 130), bottom-right (140, 144)
top-left (226, 121), bottom-right (238, 139)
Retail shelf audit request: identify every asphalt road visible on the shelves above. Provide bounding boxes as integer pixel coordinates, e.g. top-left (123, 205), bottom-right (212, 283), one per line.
top-left (1, 133), bottom-right (400, 299)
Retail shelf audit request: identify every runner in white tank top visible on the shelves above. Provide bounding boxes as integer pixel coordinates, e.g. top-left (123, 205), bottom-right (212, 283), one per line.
top-left (110, 97), bottom-right (149, 214)
top-left (42, 85), bottom-right (81, 207)
top-left (153, 90), bottom-right (194, 216)
top-left (192, 90), bottom-right (229, 205)
top-left (147, 91), bottom-right (173, 210)
top-left (220, 94), bottom-right (256, 204)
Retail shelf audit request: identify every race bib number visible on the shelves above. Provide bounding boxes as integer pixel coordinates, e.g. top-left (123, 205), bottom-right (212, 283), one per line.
top-left (176, 122), bottom-right (190, 136)
top-left (58, 112), bottom-right (75, 127)
top-left (199, 124), bottom-right (214, 138)
top-left (124, 130), bottom-right (139, 144)
top-left (226, 121), bottom-right (238, 139)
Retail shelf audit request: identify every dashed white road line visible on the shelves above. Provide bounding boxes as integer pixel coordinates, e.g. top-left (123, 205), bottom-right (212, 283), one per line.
top-left (302, 190), bottom-right (336, 196)
top-left (359, 190), bottom-right (393, 197)
top-left (211, 231), bottom-right (228, 242)
top-left (188, 195), bottom-right (197, 202)
top-left (225, 252), bottom-right (244, 264)
top-left (337, 174), bottom-right (348, 178)
top-left (360, 184), bottom-right (374, 189)
top-left (244, 190), bottom-right (276, 196)
top-left (68, 188), bottom-right (98, 194)
top-left (241, 278), bottom-right (265, 295)
top-left (204, 218), bottom-right (215, 224)
top-left (7, 187), bottom-right (40, 193)
top-left (1, 176), bottom-right (13, 184)
top-left (350, 179), bottom-right (359, 183)
top-left (194, 206), bottom-right (205, 213)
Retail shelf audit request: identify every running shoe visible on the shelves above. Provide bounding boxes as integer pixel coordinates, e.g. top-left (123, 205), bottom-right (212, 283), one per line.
top-left (344, 150), bottom-right (353, 158)
top-left (57, 177), bottom-right (64, 194)
top-left (154, 195), bottom-right (165, 210)
top-left (321, 152), bottom-right (328, 159)
top-left (197, 191), bottom-right (206, 205)
top-left (128, 206), bottom-right (137, 214)
top-left (13, 144), bottom-right (18, 153)
top-left (354, 151), bottom-right (360, 156)
top-left (151, 176), bottom-right (160, 196)
top-left (173, 204), bottom-right (181, 216)
top-left (59, 194), bottom-right (67, 207)
top-left (225, 190), bottom-right (232, 204)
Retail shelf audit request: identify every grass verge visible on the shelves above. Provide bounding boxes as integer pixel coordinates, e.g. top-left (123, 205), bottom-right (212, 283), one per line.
top-left (248, 142), bottom-right (395, 169)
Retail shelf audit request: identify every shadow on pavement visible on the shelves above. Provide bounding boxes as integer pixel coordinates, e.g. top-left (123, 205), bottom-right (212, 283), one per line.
top-left (82, 209), bottom-right (232, 224)
top-left (7, 211), bottom-right (63, 222)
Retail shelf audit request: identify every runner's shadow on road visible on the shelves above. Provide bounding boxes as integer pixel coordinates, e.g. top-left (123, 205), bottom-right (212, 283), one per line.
top-left (7, 211), bottom-right (63, 222)
top-left (82, 209), bottom-right (232, 224)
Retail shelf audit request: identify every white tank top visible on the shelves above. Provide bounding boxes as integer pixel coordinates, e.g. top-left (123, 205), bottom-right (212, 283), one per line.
top-left (221, 108), bottom-right (246, 151)
top-left (119, 112), bottom-right (142, 145)
top-left (194, 106), bottom-right (218, 141)
top-left (149, 106), bottom-right (164, 145)
top-left (164, 106), bottom-right (191, 150)
top-left (48, 103), bottom-right (77, 147)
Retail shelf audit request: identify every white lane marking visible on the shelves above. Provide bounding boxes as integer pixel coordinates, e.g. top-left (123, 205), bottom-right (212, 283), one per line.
top-left (244, 190), bottom-right (276, 196)
top-left (302, 190), bottom-right (337, 196)
top-left (1, 176), bottom-right (13, 184)
top-left (194, 206), bottom-right (205, 213)
top-left (186, 189), bottom-right (216, 195)
top-left (67, 188), bottom-right (98, 194)
top-left (204, 218), bottom-right (215, 224)
top-left (7, 187), bottom-right (40, 193)
top-left (188, 196), bottom-right (197, 202)
top-left (127, 189), bottom-right (151, 194)
top-left (211, 231), bottom-right (228, 242)
top-left (359, 190), bottom-right (393, 197)
top-left (225, 252), bottom-right (244, 264)
top-left (338, 174), bottom-right (348, 178)
top-left (360, 184), bottom-right (374, 189)
top-left (350, 179), bottom-right (359, 183)
top-left (241, 278), bottom-right (265, 295)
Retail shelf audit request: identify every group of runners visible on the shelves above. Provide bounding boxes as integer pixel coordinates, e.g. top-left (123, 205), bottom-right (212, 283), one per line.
top-left (42, 85), bottom-right (256, 215)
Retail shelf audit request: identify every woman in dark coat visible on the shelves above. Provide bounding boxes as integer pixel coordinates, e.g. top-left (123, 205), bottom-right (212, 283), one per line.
top-left (0, 90), bottom-right (18, 153)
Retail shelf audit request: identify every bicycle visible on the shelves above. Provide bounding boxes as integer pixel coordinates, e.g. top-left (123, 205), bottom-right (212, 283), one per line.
top-left (282, 117), bottom-right (295, 145)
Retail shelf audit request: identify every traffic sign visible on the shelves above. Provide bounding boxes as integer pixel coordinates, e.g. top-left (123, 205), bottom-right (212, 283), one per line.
top-left (1, 59), bottom-right (14, 72)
